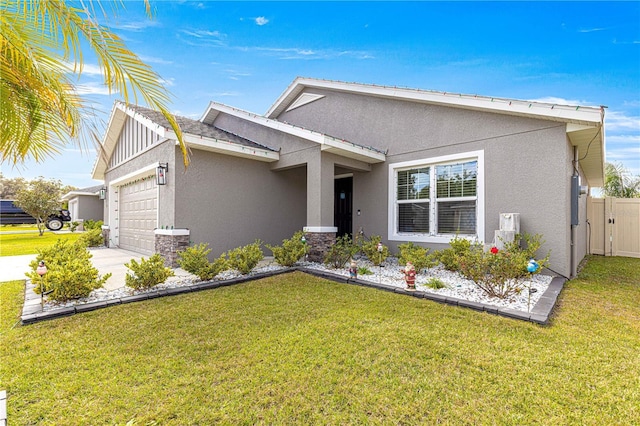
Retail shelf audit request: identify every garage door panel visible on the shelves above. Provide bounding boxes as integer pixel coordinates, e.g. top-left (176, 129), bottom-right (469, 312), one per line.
top-left (118, 175), bottom-right (157, 255)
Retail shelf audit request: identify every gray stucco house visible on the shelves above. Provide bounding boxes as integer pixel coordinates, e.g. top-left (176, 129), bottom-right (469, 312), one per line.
top-left (61, 185), bottom-right (104, 224)
top-left (92, 78), bottom-right (605, 278)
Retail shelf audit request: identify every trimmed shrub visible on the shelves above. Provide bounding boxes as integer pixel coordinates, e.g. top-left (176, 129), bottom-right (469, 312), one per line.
top-left (431, 235), bottom-right (471, 272)
top-left (324, 234), bottom-right (359, 269)
top-left (266, 231), bottom-right (307, 267)
top-left (26, 240), bottom-right (111, 301)
top-left (79, 228), bottom-right (104, 247)
top-left (225, 240), bottom-right (264, 274)
top-left (177, 243), bottom-right (228, 281)
top-left (398, 242), bottom-right (434, 272)
top-left (125, 253), bottom-right (174, 290)
top-left (457, 234), bottom-right (549, 299)
top-left (360, 235), bottom-right (389, 266)
top-left (83, 220), bottom-right (103, 231)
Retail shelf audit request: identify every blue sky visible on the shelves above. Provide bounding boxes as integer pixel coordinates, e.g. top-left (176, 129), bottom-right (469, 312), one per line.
top-left (3, 1), bottom-right (639, 189)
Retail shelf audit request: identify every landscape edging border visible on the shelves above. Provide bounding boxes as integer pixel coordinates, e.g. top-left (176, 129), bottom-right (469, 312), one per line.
top-left (21, 268), bottom-right (565, 325)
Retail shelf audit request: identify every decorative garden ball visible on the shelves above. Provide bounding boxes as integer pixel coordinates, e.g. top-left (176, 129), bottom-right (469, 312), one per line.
top-left (527, 259), bottom-right (540, 273)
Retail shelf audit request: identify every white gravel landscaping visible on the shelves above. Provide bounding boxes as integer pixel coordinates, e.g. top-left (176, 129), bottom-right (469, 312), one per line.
top-left (39, 256), bottom-right (553, 314)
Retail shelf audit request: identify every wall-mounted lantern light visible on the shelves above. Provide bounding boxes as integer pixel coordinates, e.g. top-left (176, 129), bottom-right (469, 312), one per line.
top-left (156, 163), bottom-right (168, 186)
top-left (99, 187), bottom-right (106, 200)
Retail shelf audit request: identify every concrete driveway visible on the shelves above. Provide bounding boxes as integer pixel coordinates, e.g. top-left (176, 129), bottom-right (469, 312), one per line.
top-left (0, 248), bottom-right (145, 291)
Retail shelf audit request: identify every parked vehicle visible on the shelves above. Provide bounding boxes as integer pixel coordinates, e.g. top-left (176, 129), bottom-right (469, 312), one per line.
top-left (0, 200), bottom-right (71, 231)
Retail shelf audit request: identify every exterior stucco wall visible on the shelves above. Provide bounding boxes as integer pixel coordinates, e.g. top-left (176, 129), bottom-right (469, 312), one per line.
top-left (279, 89), bottom-right (575, 277)
top-left (103, 140), bottom-right (176, 229)
top-left (75, 195), bottom-right (103, 221)
top-left (174, 147), bottom-right (306, 258)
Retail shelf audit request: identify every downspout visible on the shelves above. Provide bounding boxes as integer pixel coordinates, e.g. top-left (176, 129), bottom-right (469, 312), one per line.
top-left (570, 146), bottom-right (579, 278)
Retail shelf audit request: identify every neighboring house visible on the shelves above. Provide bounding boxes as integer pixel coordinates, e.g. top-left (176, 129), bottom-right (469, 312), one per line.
top-left (92, 77), bottom-right (604, 278)
top-left (61, 185), bottom-right (104, 223)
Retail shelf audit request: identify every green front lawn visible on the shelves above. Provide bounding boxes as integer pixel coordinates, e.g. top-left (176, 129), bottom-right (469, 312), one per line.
top-left (1, 256), bottom-right (639, 424)
top-left (0, 232), bottom-right (82, 256)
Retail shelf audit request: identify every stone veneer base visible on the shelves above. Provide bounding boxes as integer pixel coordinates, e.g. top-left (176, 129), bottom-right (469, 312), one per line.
top-left (303, 231), bottom-right (336, 263)
top-left (154, 229), bottom-right (190, 268)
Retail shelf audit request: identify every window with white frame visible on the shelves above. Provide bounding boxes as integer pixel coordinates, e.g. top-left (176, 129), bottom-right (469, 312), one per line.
top-left (388, 151), bottom-right (484, 243)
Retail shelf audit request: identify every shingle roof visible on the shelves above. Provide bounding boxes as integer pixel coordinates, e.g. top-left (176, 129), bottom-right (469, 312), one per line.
top-left (127, 104), bottom-right (277, 152)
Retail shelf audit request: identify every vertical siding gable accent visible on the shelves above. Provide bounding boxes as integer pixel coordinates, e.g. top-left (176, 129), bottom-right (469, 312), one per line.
top-left (108, 117), bottom-right (162, 169)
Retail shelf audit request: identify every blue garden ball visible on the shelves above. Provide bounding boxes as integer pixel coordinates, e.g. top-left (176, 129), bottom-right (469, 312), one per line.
top-left (527, 259), bottom-right (539, 273)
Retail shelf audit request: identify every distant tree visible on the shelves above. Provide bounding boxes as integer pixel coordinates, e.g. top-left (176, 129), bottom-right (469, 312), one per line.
top-left (603, 162), bottom-right (640, 198)
top-left (1, 0), bottom-right (188, 167)
top-left (14, 177), bottom-right (63, 236)
top-left (0, 172), bottom-right (28, 199)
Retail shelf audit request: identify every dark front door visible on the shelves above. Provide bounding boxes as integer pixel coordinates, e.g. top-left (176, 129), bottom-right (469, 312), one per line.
top-left (334, 177), bottom-right (353, 238)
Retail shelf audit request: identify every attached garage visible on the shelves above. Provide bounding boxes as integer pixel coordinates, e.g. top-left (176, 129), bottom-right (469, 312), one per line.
top-left (117, 175), bottom-right (158, 255)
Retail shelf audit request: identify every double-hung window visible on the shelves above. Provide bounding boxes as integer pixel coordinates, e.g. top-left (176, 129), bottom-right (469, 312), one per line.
top-left (388, 150), bottom-right (484, 243)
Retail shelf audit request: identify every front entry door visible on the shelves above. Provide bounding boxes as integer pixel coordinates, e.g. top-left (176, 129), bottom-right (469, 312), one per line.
top-left (334, 177), bottom-right (353, 238)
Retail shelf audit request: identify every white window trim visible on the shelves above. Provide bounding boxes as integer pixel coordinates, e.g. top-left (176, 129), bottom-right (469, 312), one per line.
top-left (388, 150), bottom-right (484, 244)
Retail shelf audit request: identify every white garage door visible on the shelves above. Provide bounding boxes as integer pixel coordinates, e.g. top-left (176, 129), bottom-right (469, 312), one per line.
top-left (118, 176), bottom-right (157, 255)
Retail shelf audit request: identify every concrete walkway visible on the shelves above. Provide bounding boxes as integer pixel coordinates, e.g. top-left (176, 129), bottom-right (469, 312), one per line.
top-left (0, 248), bottom-right (146, 290)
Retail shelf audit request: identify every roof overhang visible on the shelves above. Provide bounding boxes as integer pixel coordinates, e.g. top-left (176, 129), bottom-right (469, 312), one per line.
top-left (61, 190), bottom-right (100, 201)
top-left (201, 102), bottom-right (386, 164)
top-left (92, 103), bottom-right (281, 180)
top-left (566, 123), bottom-right (605, 187)
top-left (267, 77), bottom-right (605, 185)
top-left (174, 132), bottom-right (279, 162)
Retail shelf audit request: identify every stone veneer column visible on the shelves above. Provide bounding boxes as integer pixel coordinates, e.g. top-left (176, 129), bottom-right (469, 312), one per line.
top-left (101, 225), bottom-right (110, 248)
top-left (304, 228), bottom-right (337, 263)
top-left (154, 229), bottom-right (190, 268)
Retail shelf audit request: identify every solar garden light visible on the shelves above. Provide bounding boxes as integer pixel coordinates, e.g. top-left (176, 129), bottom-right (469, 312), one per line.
top-left (36, 261), bottom-right (48, 308)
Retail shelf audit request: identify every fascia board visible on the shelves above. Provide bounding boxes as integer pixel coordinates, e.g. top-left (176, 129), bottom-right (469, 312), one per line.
top-left (171, 132), bottom-right (279, 162)
top-left (320, 136), bottom-right (386, 163)
top-left (268, 78), bottom-right (604, 125)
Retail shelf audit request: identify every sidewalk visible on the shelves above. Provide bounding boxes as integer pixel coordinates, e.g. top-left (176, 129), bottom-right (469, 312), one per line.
top-left (0, 248), bottom-right (143, 290)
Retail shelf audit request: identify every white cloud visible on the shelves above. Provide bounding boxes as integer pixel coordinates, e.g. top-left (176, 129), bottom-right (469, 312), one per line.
top-left (578, 27), bottom-right (607, 33)
top-left (158, 77), bottom-right (175, 87)
top-left (255, 16), bottom-right (269, 26)
top-left (139, 55), bottom-right (174, 65)
top-left (606, 134), bottom-right (640, 145)
top-left (113, 19), bottom-right (160, 32)
top-left (605, 110), bottom-right (640, 132)
top-left (75, 82), bottom-right (114, 96)
top-left (178, 29), bottom-right (226, 47)
top-left (239, 46), bottom-right (373, 61)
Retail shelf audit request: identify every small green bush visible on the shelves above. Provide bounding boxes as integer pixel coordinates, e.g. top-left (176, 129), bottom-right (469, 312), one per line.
top-left (69, 221), bottom-right (79, 232)
top-left (177, 243), bottom-right (228, 281)
top-left (83, 220), bottom-right (103, 231)
top-left (225, 240), bottom-right (264, 274)
top-left (79, 228), bottom-right (104, 247)
top-left (26, 240), bottom-right (111, 301)
top-left (324, 234), bottom-right (358, 269)
top-left (431, 235), bottom-right (472, 272)
top-left (125, 253), bottom-right (174, 290)
top-left (358, 266), bottom-right (373, 275)
top-left (398, 242), bottom-right (434, 272)
top-left (266, 231), bottom-right (307, 267)
top-left (426, 277), bottom-right (447, 289)
top-left (457, 234), bottom-right (549, 299)
top-left (360, 235), bottom-right (389, 266)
